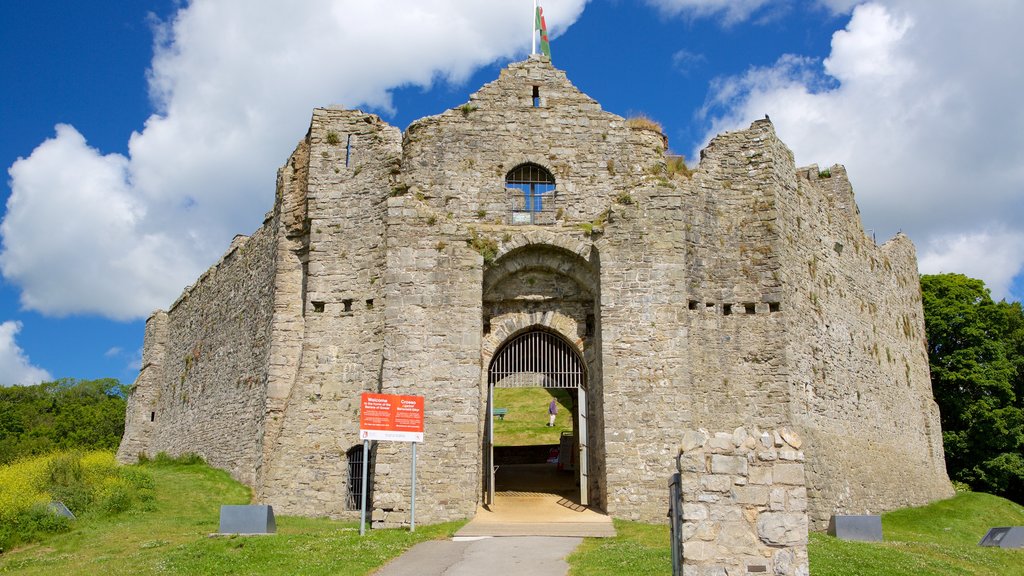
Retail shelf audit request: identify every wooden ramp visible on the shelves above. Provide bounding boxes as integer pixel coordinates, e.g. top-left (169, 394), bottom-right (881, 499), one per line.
top-left (455, 493), bottom-right (616, 538)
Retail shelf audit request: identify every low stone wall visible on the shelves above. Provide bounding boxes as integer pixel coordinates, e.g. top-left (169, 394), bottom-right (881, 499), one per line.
top-left (676, 427), bottom-right (809, 576)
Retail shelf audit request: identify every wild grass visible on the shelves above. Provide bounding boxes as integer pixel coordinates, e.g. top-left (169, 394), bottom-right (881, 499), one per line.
top-left (492, 387), bottom-right (573, 446)
top-left (0, 451), bottom-right (154, 553)
top-left (625, 115), bottom-right (664, 134)
top-left (0, 456), bottom-right (461, 575)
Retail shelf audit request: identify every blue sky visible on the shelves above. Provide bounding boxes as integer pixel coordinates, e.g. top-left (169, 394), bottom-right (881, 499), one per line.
top-left (2, 0), bottom-right (1023, 385)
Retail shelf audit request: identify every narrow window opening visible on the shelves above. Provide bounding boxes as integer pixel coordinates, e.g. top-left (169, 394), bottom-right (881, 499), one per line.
top-left (585, 313), bottom-right (596, 337)
top-left (150, 411), bottom-right (155, 422)
top-left (483, 318), bottom-right (491, 335)
top-left (345, 134), bottom-right (352, 167)
top-left (688, 300), bottom-right (699, 310)
top-left (342, 299), bottom-right (353, 312)
top-left (706, 303), bottom-right (716, 311)
top-left (723, 304), bottom-right (733, 316)
top-left (744, 302), bottom-right (757, 315)
top-left (532, 85), bottom-right (540, 108)
top-left (312, 301), bottom-right (325, 313)
top-left (365, 299), bottom-right (374, 310)
top-left (769, 302), bottom-right (781, 313)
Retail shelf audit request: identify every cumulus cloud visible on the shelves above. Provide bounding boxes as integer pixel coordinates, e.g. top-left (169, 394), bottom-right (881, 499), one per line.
top-left (693, 1), bottom-right (1024, 300)
top-left (0, 320), bottom-right (51, 386)
top-left (1, 0), bottom-right (588, 320)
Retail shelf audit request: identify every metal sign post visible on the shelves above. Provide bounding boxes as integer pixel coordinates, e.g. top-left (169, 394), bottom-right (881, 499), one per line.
top-left (358, 392), bottom-right (425, 535)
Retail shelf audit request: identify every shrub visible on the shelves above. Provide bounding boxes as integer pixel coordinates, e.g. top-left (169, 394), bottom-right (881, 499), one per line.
top-left (0, 451), bottom-right (155, 551)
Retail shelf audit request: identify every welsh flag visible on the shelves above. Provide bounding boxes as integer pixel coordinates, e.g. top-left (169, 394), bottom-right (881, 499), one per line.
top-left (536, 6), bottom-right (551, 59)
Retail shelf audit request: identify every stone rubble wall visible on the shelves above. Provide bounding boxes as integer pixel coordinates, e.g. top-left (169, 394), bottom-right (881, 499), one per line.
top-left (257, 109), bottom-right (400, 517)
top-left (117, 222), bottom-right (278, 487)
top-left (676, 427), bottom-right (809, 576)
top-left (119, 57), bottom-right (953, 529)
top-left (777, 165), bottom-right (953, 528)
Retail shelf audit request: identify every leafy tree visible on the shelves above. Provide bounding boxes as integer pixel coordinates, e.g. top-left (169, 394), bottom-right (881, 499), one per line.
top-left (0, 378), bottom-right (128, 465)
top-left (922, 273), bottom-right (1024, 503)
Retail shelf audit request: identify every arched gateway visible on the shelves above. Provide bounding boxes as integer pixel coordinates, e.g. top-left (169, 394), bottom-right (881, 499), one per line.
top-left (485, 329), bottom-right (589, 505)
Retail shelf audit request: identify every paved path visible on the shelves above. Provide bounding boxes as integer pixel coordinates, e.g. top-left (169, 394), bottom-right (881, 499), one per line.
top-left (371, 536), bottom-right (582, 576)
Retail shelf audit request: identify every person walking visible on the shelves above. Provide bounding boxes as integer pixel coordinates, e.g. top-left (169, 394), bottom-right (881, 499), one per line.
top-left (547, 398), bottom-right (558, 427)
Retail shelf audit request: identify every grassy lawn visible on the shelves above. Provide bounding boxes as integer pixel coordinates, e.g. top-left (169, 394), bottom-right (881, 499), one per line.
top-left (492, 387), bottom-right (573, 446)
top-left (0, 459), bottom-right (461, 575)
top-left (3, 454), bottom-right (1021, 575)
top-left (568, 493), bottom-right (1024, 576)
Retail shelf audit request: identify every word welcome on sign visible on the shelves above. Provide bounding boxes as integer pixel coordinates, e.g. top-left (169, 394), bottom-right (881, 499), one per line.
top-left (359, 392), bottom-right (424, 442)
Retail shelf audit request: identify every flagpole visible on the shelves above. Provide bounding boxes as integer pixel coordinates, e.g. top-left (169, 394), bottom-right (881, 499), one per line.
top-left (532, 0), bottom-right (537, 55)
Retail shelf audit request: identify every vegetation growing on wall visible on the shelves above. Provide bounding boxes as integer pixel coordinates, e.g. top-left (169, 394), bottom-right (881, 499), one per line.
top-left (921, 273), bottom-right (1024, 504)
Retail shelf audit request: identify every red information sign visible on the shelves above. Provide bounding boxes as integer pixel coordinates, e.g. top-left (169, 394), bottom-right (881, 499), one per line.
top-left (359, 393), bottom-right (424, 442)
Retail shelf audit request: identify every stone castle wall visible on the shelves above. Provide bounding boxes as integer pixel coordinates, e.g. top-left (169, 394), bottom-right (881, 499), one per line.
top-left (778, 165), bottom-right (953, 527)
top-left (118, 222), bottom-right (278, 487)
top-left (119, 56), bottom-right (952, 528)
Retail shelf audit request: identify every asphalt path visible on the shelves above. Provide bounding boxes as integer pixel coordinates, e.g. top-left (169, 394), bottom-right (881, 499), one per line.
top-left (371, 535), bottom-right (583, 576)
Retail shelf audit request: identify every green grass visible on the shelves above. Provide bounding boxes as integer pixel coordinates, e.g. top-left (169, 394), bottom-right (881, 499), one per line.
top-left (568, 519), bottom-right (672, 575)
top-left (809, 492), bottom-right (1024, 576)
top-left (567, 493), bottom-right (1024, 576)
top-left (492, 388), bottom-right (573, 446)
top-left (0, 458), bottom-right (462, 575)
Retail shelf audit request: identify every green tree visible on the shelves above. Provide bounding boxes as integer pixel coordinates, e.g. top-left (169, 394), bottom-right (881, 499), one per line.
top-left (921, 273), bottom-right (1024, 503)
top-left (0, 378), bottom-right (128, 464)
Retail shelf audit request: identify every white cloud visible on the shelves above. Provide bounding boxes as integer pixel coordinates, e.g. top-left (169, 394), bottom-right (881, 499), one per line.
top-left (645, 0), bottom-right (774, 25)
top-left (1, 0), bottom-right (588, 320)
top-left (0, 320), bottom-right (51, 386)
top-left (694, 1), bottom-right (1024, 301)
top-left (919, 228), bottom-right (1024, 303)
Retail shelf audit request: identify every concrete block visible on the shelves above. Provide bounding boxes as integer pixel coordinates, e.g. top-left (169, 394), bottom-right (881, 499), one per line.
top-left (827, 515), bottom-right (881, 542)
top-left (219, 504), bottom-right (277, 534)
top-left (978, 526), bottom-right (1024, 548)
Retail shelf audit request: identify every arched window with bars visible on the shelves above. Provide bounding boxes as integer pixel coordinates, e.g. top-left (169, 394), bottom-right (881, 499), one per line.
top-left (506, 163), bottom-right (556, 225)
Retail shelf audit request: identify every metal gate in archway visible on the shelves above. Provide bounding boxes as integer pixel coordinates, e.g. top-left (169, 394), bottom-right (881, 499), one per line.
top-left (485, 330), bottom-right (588, 506)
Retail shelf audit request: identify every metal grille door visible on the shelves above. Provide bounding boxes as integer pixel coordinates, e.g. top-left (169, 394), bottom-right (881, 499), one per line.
top-left (488, 330), bottom-right (583, 389)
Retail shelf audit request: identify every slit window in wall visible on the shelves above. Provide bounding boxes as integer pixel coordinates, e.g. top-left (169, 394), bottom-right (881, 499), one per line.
top-left (345, 134), bottom-right (352, 167)
top-left (585, 313), bottom-right (595, 337)
top-left (688, 300), bottom-right (699, 310)
top-left (723, 304), bottom-right (733, 316)
top-left (483, 318), bottom-right (491, 335)
top-left (343, 299), bottom-right (353, 312)
top-left (532, 85), bottom-right (540, 107)
top-left (744, 302), bottom-right (757, 315)
top-left (365, 299), bottom-right (374, 310)
top-left (312, 301), bottom-right (325, 313)
top-left (769, 302), bottom-right (781, 313)
top-left (150, 411), bottom-right (155, 422)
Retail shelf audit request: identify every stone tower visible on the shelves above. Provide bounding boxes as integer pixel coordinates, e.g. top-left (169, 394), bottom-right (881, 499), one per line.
top-left (118, 56), bottom-right (953, 529)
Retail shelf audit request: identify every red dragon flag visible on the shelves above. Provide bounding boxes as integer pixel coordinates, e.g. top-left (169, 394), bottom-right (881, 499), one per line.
top-left (536, 5), bottom-right (551, 59)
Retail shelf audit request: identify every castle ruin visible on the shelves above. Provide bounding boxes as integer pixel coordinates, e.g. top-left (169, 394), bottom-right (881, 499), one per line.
top-left (118, 56), bottom-right (953, 529)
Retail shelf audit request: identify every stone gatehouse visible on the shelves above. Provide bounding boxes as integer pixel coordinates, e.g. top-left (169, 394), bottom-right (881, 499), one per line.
top-left (117, 56), bottom-right (953, 528)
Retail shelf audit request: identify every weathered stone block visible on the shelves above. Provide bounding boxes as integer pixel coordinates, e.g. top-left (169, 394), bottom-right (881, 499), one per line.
top-left (773, 463), bottom-right (805, 485)
top-left (710, 455), bottom-right (748, 475)
top-left (757, 512), bottom-right (807, 546)
top-left (733, 485), bottom-right (769, 506)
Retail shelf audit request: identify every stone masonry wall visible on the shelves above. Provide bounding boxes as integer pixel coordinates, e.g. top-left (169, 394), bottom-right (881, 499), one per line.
top-left (257, 109), bottom-right (399, 517)
top-left (778, 165), bottom-right (953, 528)
top-left (118, 222), bottom-right (278, 487)
top-left (676, 427), bottom-right (809, 576)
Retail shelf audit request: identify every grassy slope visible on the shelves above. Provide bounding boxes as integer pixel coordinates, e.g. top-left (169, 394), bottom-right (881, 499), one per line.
top-left (568, 493), bottom-right (1024, 576)
top-left (809, 492), bottom-right (1024, 576)
top-left (0, 460), bottom-right (461, 576)
top-left (492, 387), bottom-right (573, 446)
